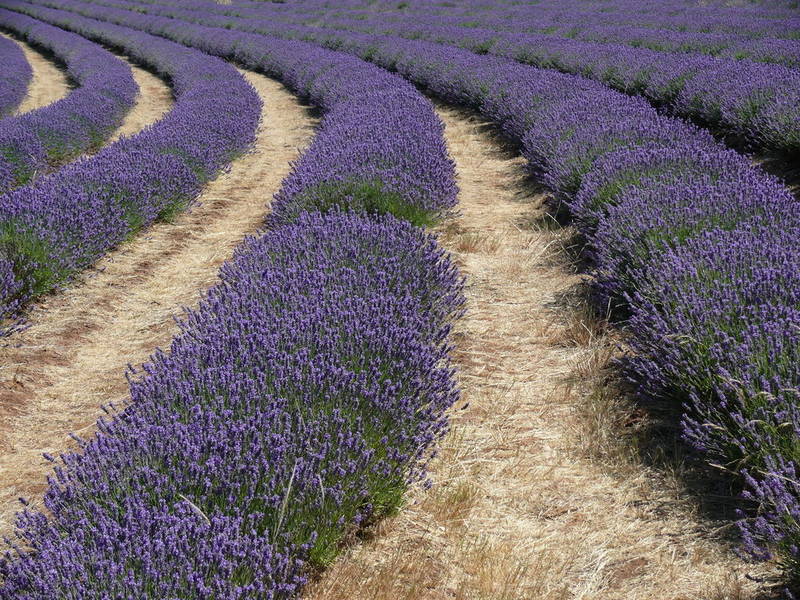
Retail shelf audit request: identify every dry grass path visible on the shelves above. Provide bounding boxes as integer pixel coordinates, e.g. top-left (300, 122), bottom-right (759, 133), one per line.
top-left (2, 32), bottom-right (70, 115)
top-left (108, 57), bottom-right (172, 142)
top-left (0, 70), bottom-right (316, 536)
top-left (306, 105), bottom-right (776, 599)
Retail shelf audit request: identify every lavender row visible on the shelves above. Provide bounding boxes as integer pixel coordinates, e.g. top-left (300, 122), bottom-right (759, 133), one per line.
top-left (0, 9), bottom-right (136, 193)
top-left (0, 2), bottom-right (259, 330)
top-left (0, 35), bottom-right (31, 118)
top-left (0, 211), bottom-right (464, 598)
top-left (472, 0), bottom-right (800, 40)
top-left (429, 10), bottom-right (800, 67)
top-left (16, 0), bottom-right (458, 224)
top-left (509, 23), bottom-right (800, 68)
top-left (231, 0), bottom-right (800, 40)
top-left (101, 8), bottom-right (800, 587)
top-left (320, 2), bottom-right (800, 67)
top-left (85, 0), bottom-right (800, 155)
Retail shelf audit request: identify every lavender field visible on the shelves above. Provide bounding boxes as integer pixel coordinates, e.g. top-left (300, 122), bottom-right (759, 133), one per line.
top-left (0, 0), bottom-right (797, 598)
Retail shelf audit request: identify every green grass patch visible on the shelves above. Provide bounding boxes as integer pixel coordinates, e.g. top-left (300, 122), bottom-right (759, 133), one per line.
top-left (287, 179), bottom-right (439, 228)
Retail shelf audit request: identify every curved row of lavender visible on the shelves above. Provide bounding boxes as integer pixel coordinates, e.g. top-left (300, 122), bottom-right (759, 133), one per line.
top-left (120, 0), bottom-right (800, 40)
top-left (475, 0), bottom-right (800, 40)
top-left (265, 0), bottom-right (800, 40)
top-left (0, 8), bottom-right (462, 598)
top-left (102, 0), bottom-right (800, 154)
top-left (11, 0), bottom-right (458, 225)
top-left (0, 36), bottom-right (31, 118)
top-left (0, 9), bottom-right (136, 193)
top-left (162, 0), bottom-right (800, 68)
top-left (92, 8), bottom-right (800, 588)
top-left (0, 3), bottom-right (259, 331)
top-left (477, 21), bottom-right (800, 68)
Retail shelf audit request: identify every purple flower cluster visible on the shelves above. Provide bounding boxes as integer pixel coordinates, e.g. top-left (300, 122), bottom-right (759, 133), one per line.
top-left (90, 9), bottom-right (800, 586)
top-left (0, 2), bottom-right (259, 328)
top-left (0, 35), bottom-right (31, 117)
top-left (0, 8), bottom-right (136, 192)
top-left (0, 211), bottom-right (464, 598)
top-left (14, 0), bottom-right (457, 225)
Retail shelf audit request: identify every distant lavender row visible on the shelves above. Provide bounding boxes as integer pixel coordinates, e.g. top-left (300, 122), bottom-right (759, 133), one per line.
top-left (0, 9), bottom-right (136, 193)
top-left (468, 0), bottom-right (800, 40)
top-left (0, 4), bottom-right (462, 595)
top-left (0, 2), bottom-right (259, 330)
top-left (498, 22), bottom-right (800, 67)
top-left (0, 211), bottom-right (464, 598)
top-left (0, 35), bottom-right (31, 117)
top-left (437, 12), bottom-right (800, 67)
top-left (224, 0), bottom-right (800, 40)
top-left (101, 9), bottom-right (800, 587)
top-left (86, 0), bottom-right (800, 155)
top-left (173, 0), bottom-right (800, 67)
top-left (188, 3), bottom-right (800, 155)
top-left (18, 0), bottom-right (458, 224)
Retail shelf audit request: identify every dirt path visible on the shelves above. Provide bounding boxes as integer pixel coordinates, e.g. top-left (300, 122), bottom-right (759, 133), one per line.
top-left (2, 32), bottom-right (70, 115)
top-left (108, 58), bottom-right (173, 142)
top-left (0, 69), bottom-right (316, 535)
top-left (306, 105), bottom-right (776, 599)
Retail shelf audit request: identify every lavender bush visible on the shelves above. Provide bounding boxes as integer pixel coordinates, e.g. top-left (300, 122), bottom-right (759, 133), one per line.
top-left (0, 35), bottom-right (30, 117)
top-left (0, 9), bottom-right (136, 192)
top-left (0, 211), bottom-right (464, 597)
top-left (12, 0), bottom-right (457, 224)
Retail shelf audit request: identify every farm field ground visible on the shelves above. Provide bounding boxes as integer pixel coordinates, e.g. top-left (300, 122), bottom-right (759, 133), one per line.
top-left (0, 1), bottom-right (798, 598)
top-left (106, 57), bottom-right (172, 143)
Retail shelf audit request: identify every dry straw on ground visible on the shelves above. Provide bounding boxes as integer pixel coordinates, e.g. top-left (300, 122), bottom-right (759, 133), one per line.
top-left (0, 70), bottom-right (316, 536)
top-left (305, 104), bottom-right (778, 600)
top-left (108, 57), bottom-right (173, 143)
